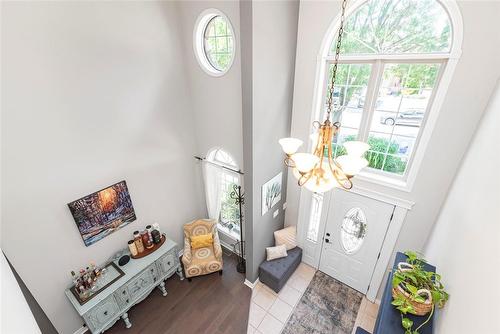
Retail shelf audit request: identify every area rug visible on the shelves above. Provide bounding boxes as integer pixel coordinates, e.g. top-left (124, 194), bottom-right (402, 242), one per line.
top-left (282, 271), bottom-right (363, 334)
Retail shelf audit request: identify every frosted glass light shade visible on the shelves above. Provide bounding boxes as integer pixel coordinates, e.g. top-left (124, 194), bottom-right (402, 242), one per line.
top-left (343, 141), bottom-right (370, 157)
top-left (292, 153), bottom-right (319, 173)
top-left (279, 138), bottom-right (303, 155)
top-left (292, 163), bottom-right (339, 193)
top-left (336, 155), bottom-right (369, 176)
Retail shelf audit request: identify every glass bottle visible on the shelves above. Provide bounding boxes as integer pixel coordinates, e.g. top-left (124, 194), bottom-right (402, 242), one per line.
top-left (141, 230), bottom-right (153, 249)
top-left (133, 230), bottom-right (144, 253)
top-left (128, 240), bottom-right (138, 256)
top-left (146, 225), bottom-right (153, 244)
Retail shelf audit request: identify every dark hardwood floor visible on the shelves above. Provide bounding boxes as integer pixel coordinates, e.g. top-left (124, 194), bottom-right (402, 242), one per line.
top-left (106, 252), bottom-right (251, 334)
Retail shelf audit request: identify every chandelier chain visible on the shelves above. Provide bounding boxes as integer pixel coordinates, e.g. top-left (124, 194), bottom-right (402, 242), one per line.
top-left (326, 0), bottom-right (348, 120)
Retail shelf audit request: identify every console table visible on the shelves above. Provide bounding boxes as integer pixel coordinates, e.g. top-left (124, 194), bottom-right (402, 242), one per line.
top-left (372, 252), bottom-right (436, 334)
top-left (65, 239), bottom-right (183, 333)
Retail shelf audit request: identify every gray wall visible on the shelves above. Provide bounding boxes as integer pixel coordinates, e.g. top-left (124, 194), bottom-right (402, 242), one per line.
top-left (285, 0), bottom-right (500, 296)
top-left (242, 0), bottom-right (300, 282)
top-left (5, 255), bottom-right (57, 334)
top-left (424, 82), bottom-right (500, 333)
top-left (240, 0), bottom-right (254, 278)
top-left (1, 2), bottom-right (206, 333)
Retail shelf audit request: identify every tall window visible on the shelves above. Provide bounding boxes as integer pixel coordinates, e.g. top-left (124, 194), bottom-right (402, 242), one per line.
top-left (206, 148), bottom-right (241, 240)
top-left (306, 0), bottom-right (460, 243)
top-left (318, 0), bottom-right (455, 187)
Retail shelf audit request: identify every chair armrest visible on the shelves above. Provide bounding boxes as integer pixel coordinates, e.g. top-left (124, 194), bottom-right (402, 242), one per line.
top-left (213, 232), bottom-right (223, 262)
top-left (182, 237), bottom-right (192, 266)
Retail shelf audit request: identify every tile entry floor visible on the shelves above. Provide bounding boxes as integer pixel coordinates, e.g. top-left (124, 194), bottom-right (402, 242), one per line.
top-left (247, 262), bottom-right (379, 334)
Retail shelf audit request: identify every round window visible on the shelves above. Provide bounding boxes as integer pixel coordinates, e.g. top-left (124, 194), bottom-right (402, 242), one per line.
top-left (340, 207), bottom-right (367, 254)
top-left (194, 9), bottom-right (235, 76)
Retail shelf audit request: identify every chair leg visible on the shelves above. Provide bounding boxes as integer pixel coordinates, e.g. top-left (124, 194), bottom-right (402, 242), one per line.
top-left (219, 270), bottom-right (223, 276)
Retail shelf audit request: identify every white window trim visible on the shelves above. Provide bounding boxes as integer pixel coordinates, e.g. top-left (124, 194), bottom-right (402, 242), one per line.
top-left (310, 0), bottom-right (463, 192)
top-left (217, 224), bottom-right (241, 241)
top-left (206, 147), bottom-right (242, 239)
top-left (193, 8), bottom-right (236, 77)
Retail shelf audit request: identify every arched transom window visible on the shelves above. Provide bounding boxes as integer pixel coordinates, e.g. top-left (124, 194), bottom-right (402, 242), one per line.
top-left (316, 0), bottom-right (461, 189)
top-left (205, 148), bottom-right (241, 240)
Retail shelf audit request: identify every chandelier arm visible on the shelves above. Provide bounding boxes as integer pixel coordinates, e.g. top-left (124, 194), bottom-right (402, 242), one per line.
top-left (329, 154), bottom-right (353, 190)
top-left (284, 156), bottom-right (296, 168)
top-left (298, 170), bottom-right (314, 187)
top-left (313, 125), bottom-right (325, 157)
top-left (327, 122), bottom-right (353, 189)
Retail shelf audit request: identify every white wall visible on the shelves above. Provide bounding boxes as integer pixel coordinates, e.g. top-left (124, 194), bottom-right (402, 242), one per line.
top-left (424, 82), bottom-right (500, 334)
top-left (176, 1), bottom-right (244, 248)
top-left (285, 0), bottom-right (500, 294)
top-left (177, 1), bottom-right (244, 168)
top-left (1, 2), bottom-right (205, 333)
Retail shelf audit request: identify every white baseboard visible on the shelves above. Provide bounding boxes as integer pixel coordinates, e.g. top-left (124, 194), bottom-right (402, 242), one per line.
top-left (73, 325), bottom-right (88, 334)
top-left (244, 277), bottom-right (259, 289)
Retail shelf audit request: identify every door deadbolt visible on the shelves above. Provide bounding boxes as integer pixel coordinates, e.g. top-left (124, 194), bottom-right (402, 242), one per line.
top-left (326, 233), bottom-right (331, 237)
top-left (325, 238), bottom-right (330, 243)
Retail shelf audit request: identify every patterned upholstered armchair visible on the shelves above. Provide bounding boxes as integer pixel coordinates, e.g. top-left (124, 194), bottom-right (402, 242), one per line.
top-left (182, 219), bottom-right (223, 280)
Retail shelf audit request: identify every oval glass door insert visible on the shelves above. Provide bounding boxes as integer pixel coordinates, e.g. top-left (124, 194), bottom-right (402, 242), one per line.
top-left (340, 207), bottom-right (367, 254)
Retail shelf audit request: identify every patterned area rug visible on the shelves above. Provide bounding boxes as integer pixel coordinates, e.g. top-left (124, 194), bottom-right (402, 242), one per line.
top-left (282, 271), bottom-right (363, 334)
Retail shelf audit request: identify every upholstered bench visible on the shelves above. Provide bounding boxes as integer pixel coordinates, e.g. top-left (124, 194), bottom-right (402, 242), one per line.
top-left (259, 246), bottom-right (302, 293)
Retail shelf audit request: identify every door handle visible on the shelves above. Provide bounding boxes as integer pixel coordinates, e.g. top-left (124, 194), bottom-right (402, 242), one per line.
top-left (325, 238), bottom-right (330, 243)
top-left (326, 233), bottom-right (330, 237)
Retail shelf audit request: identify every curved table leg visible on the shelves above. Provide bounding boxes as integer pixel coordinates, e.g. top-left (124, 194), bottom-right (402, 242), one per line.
top-left (176, 266), bottom-right (185, 281)
top-left (158, 281), bottom-right (168, 297)
top-left (122, 312), bottom-right (132, 329)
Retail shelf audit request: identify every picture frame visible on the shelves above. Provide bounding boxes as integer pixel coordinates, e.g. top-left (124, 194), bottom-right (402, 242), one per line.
top-left (262, 172), bottom-right (282, 216)
top-left (68, 180), bottom-right (136, 247)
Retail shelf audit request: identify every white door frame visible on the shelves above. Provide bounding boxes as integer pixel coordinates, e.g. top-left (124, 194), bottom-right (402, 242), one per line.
top-left (296, 185), bottom-right (414, 302)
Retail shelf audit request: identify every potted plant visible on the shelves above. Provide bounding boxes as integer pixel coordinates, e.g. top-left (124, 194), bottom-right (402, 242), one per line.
top-left (391, 251), bottom-right (449, 334)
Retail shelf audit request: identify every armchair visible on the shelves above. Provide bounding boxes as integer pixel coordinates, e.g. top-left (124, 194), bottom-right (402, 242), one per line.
top-left (182, 219), bottom-right (223, 280)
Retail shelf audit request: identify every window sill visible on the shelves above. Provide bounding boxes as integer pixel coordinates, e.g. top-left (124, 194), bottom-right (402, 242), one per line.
top-left (356, 170), bottom-right (412, 192)
top-left (217, 224), bottom-right (241, 241)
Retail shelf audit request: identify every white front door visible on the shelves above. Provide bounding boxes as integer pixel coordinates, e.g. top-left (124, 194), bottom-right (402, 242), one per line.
top-left (319, 189), bottom-right (394, 294)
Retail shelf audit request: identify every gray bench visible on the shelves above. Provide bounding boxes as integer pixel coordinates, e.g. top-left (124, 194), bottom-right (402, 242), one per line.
top-left (258, 247), bottom-right (302, 293)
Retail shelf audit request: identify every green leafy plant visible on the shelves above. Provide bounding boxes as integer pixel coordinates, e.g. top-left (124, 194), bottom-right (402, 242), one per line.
top-left (391, 251), bottom-right (449, 334)
top-left (332, 135), bottom-right (407, 174)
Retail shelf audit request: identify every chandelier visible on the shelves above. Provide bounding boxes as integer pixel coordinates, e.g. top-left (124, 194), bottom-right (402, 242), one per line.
top-left (279, 0), bottom-right (369, 193)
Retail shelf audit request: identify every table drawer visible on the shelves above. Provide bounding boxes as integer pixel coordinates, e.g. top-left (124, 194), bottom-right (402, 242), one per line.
top-left (114, 285), bottom-right (131, 309)
top-left (126, 265), bottom-right (157, 300)
top-left (157, 252), bottom-right (176, 276)
top-left (83, 295), bottom-right (119, 332)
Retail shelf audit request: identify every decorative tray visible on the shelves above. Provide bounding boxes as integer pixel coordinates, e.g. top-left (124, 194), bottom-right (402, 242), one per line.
top-left (70, 261), bottom-right (125, 305)
top-left (131, 234), bottom-right (166, 259)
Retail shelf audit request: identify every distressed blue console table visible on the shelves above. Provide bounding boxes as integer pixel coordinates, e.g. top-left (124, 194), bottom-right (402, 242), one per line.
top-left (372, 252), bottom-right (436, 334)
top-left (65, 239), bottom-right (183, 333)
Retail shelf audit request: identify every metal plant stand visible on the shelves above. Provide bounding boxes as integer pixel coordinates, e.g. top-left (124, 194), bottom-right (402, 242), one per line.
top-left (229, 184), bottom-right (246, 273)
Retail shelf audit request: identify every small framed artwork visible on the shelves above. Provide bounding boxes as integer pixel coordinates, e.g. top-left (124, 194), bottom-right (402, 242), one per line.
top-left (262, 172), bottom-right (282, 216)
top-left (68, 180), bottom-right (136, 247)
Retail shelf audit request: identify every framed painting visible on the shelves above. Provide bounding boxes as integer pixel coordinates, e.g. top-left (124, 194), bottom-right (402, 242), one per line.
top-left (68, 180), bottom-right (136, 246)
top-left (262, 172), bottom-right (282, 216)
